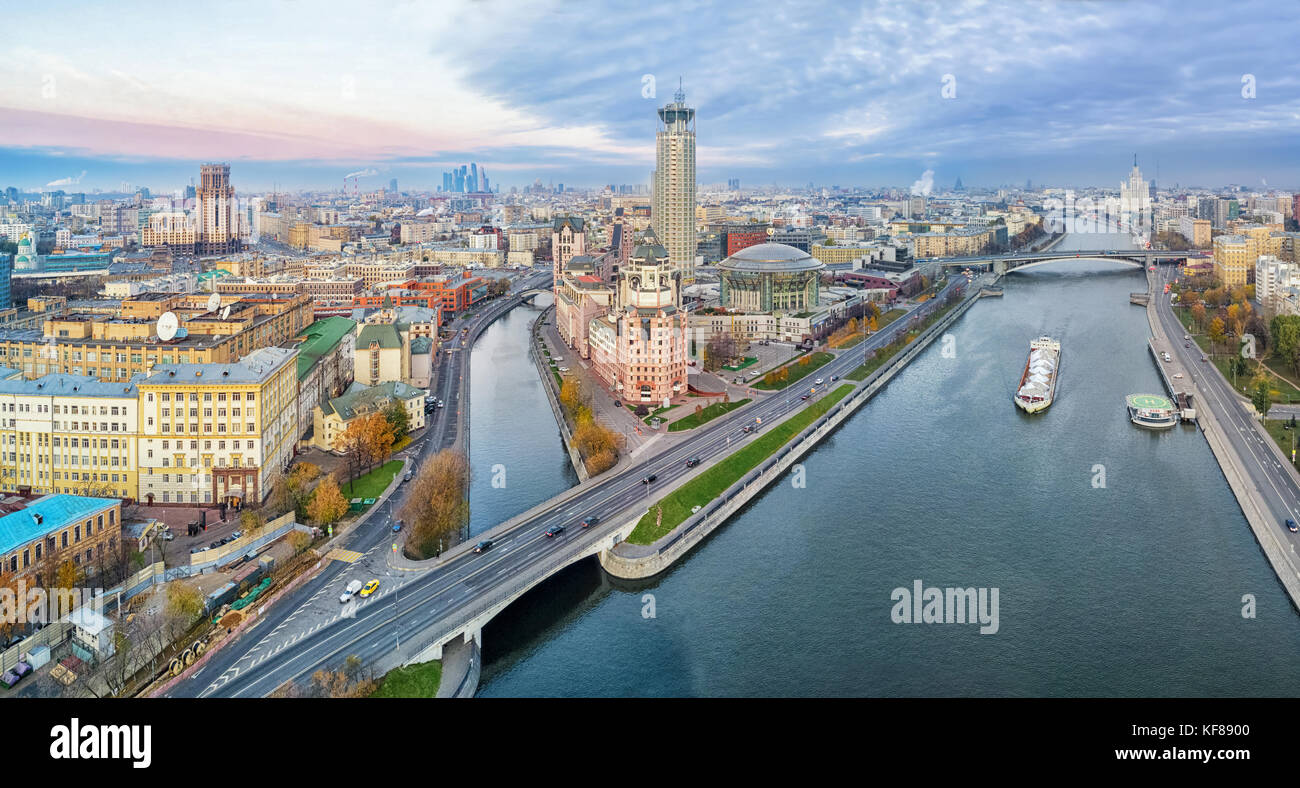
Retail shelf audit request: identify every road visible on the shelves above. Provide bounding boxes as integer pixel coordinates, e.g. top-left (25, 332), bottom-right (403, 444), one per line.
top-left (1153, 265), bottom-right (1300, 550)
top-left (181, 274), bottom-right (973, 697)
top-left (165, 269), bottom-right (551, 697)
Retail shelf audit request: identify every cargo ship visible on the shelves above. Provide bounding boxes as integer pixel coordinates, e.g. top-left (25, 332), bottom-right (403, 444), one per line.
top-left (1014, 337), bottom-right (1061, 413)
top-left (1126, 393), bottom-right (1178, 429)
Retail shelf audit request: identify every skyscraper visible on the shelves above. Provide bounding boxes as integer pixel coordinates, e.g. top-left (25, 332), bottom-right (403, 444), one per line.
top-left (652, 84), bottom-right (697, 283)
top-left (196, 163), bottom-right (241, 255)
top-left (1119, 155), bottom-right (1152, 236)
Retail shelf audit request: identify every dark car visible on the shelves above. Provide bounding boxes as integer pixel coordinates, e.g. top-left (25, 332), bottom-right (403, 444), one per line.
top-left (1288, 519), bottom-right (1298, 534)
top-left (685, 457), bottom-right (701, 468)
top-left (641, 474), bottom-right (657, 484)
top-left (800, 394), bottom-right (810, 401)
top-left (545, 524), bottom-right (566, 537)
top-left (742, 425), bottom-right (754, 433)
top-left (582, 516), bottom-right (599, 528)
top-left (613, 400), bottom-right (623, 408)
top-left (473, 540), bottom-right (494, 553)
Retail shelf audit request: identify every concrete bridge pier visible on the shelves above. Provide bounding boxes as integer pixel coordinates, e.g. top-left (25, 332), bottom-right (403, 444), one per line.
top-left (993, 259), bottom-right (1008, 276)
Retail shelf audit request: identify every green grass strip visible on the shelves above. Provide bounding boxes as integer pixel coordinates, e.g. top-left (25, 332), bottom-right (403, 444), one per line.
top-left (628, 385), bottom-right (852, 544)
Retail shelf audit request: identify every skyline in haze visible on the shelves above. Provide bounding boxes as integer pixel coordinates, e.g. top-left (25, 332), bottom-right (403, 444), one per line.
top-left (3, 0), bottom-right (1299, 192)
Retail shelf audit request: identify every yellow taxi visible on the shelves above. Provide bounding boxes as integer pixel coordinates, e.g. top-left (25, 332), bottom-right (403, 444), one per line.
top-left (360, 580), bottom-right (380, 597)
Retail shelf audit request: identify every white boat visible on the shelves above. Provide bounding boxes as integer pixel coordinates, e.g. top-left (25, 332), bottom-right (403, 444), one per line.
top-left (1126, 393), bottom-right (1178, 429)
top-left (1014, 337), bottom-right (1061, 414)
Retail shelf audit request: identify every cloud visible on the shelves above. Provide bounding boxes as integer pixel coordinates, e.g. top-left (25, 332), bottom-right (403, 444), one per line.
top-left (342, 168), bottom-right (378, 180)
top-left (45, 169), bottom-right (86, 187)
top-left (0, 0), bottom-right (1298, 187)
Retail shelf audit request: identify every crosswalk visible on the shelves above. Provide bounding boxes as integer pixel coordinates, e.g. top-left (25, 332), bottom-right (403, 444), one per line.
top-left (323, 548), bottom-right (365, 564)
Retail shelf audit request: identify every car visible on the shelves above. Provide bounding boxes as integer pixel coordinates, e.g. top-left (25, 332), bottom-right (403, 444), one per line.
top-left (1185, 342), bottom-right (1191, 348)
top-left (545, 524), bottom-right (566, 537)
top-left (581, 516), bottom-right (599, 528)
top-left (558, 367), bottom-right (570, 373)
top-left (685, 457), bottom-right (701, 468)
top-left (360, 580), bottom-right (380, 597)
top-left (1173, 373), bottom-right (1183, 379)
top-left (404, 470), bottom-right (413, 482)
top-left (160, 530), bottom-right (175, 541)
top-left (800, 394), bottom-right (810, 401)
top-left (815, 378), bottom-right (824, 385)
top-left (209, 541), bottom-right (220, 549)
top-left (830, 375), bottom-right (839, 382)
top-left (742, 425), bottom-right (754, 433)
top-left (1201, 354), bottom-right (1208, 362)
top-left (231, 530), bottom-right (243, 539)
top-left (1184, 334), bottom-right (1190, 340)
top-left (473, 540), bottom-right (494, 553)
top-left (641, 474), bottom-right (657, 484)
top-left (392, 519), bottom-right (403, 533)
top-left (340, 579), bottom-right (363, 604)
top-left (613, 400), bottom-right (623, 407)
top-left (1288, 519), bottom-right (1300, 533)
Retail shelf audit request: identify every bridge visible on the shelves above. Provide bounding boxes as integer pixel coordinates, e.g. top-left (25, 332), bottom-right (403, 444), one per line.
top-left (926, 249), bottom-right (1201, 275)
top-left (518, 288), bottom-right (551, 303)
top-left (182, 276), bottom-right (976, 698)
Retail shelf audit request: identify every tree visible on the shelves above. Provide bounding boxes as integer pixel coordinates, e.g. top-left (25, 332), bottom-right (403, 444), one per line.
top-left (307, 475), bottom-right (349, 527)
top-left (288, 530), bottom-right (313, 555)
top-left (1190, 302), bottom-right (1206, 329)
top-left (240, 509), bottom-right (265, 534)
top-left (703, 333), bottom-right (739, 372)
top-left (363, 413), bottom-right (395, 470)
top-left (401, 450), bottom-right (470, 559)
top-left (1208, 317), bottom-right (1226, 348)
top-left (165, 581), bottom-right (205, 634)
top-left (1253, 377), bottom-right (1273, 419)
top-left (340, 417), bottom-right (371, 482)
top-left (384, 402), bottom-right (410, 442)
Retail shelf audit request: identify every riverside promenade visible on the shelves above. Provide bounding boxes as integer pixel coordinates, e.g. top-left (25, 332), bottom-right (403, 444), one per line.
top-left (1147, 270), bottom-right (1300, 610)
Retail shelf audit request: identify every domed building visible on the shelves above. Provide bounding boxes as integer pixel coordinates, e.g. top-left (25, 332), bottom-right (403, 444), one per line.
top-left (716, 242), bottom-right (825, 313)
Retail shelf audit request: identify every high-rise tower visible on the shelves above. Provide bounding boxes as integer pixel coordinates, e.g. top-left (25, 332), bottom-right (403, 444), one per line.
top-left (196, 163), bottom-right (241, 255)
top-left (652, 83), bottom-right (697, 284)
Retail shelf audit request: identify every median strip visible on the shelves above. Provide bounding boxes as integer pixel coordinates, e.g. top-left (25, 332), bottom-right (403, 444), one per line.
top-left (629, 384), bottom-right (853, 544)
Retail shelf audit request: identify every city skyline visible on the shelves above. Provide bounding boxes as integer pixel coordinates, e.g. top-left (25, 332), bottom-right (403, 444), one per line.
top-left (2, 0), bottom-right (1298, 192)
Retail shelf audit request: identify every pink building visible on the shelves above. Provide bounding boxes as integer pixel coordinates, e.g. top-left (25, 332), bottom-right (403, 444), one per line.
top-left (588, 230), bottom-right (688, 405)
top-left (554, 256), bottom-right (614, 359)
top-left (551, 217), bottom-right (586, 284)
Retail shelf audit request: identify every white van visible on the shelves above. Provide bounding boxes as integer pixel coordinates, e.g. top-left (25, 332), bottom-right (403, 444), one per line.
top-left (339, 579), bottom-right (363, 604)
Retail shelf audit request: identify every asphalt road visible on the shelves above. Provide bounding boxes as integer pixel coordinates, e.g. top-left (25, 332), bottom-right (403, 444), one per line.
top-left (1154, 265), bottom-right (1300, 547)
top-left (181, 274), bottom-right (972, 697)
top-left (167, 271), bottom-right (550, 697)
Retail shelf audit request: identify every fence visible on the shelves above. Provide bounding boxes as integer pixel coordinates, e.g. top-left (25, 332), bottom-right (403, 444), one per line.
top-left (187, 511), bottom-right (298, 571)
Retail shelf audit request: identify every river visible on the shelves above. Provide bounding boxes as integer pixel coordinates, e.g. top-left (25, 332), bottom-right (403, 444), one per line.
top-left (469, 236), bottom-right (1300, 697)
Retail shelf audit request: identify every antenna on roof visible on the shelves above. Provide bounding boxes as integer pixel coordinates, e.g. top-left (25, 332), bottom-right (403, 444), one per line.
top-left (157, 311), bottom-right (179, 342)
top-left (674, 77), bottom-right (685, 104)
top-left (206, 292), bottom-right (221, 313)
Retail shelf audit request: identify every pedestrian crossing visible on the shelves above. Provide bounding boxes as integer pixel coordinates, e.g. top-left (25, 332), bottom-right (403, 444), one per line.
top-left (324, 548), bottom-right (365, 564)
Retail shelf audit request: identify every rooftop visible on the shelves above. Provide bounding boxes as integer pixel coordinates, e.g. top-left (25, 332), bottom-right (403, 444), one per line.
top-left (322, 380), bottom-right (424, 421)
top-left (141, 346), bottom-right (297, 386)
top-left (0, 494), bottom-right (119, 556)
top-left (719, 242), bottom-right (825, 273)
top-left (293, 317), bottom-right (358, 381)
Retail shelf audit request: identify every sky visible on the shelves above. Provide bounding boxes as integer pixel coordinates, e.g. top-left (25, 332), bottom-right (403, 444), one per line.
top-left (2, 0), bottom-right (1298, 193)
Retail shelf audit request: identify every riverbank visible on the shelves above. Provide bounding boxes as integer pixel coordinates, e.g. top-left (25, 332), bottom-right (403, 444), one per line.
top-left (1151, 286), bottom-right (1300, 612)
top-left (600, 285), bottom-right (983, 579)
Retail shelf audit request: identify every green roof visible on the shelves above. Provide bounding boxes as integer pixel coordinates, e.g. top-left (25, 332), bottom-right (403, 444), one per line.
top-left (295, 317), bottom-right (358, 380)
top-left (356, 323), bottom-right (402, 351)
top-left (322, 380), bottom-right (424, 421)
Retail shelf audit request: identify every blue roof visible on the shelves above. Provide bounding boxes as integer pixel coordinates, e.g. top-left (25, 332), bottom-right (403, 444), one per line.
top-left (0, 495), bottom-right (119, 556)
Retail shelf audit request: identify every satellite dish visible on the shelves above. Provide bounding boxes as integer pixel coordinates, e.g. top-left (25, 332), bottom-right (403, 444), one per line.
top-left (157, 311), bottom-right (179, 342)
top-left (207, 292), bottom-right (221, 313)
top-left (220, 305), bottom-right (231, 320)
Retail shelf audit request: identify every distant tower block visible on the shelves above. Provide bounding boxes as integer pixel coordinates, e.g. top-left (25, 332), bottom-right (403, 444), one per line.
top-left (653, 82), bottom-right (697, 284)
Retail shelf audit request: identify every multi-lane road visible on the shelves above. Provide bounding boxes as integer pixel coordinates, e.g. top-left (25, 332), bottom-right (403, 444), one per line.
top-left (165, 270), bottom-right (549, 697)
top-left (178, 275), bottom-right (973, 697)
top-left (1153, 265), bottom-right (1300, 552)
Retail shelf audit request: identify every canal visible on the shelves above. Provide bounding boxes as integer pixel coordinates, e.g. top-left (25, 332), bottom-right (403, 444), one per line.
top-left (467, 292), bottom-right (578, 536)
top-left (471, 236), bottom-right (1300, 696)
